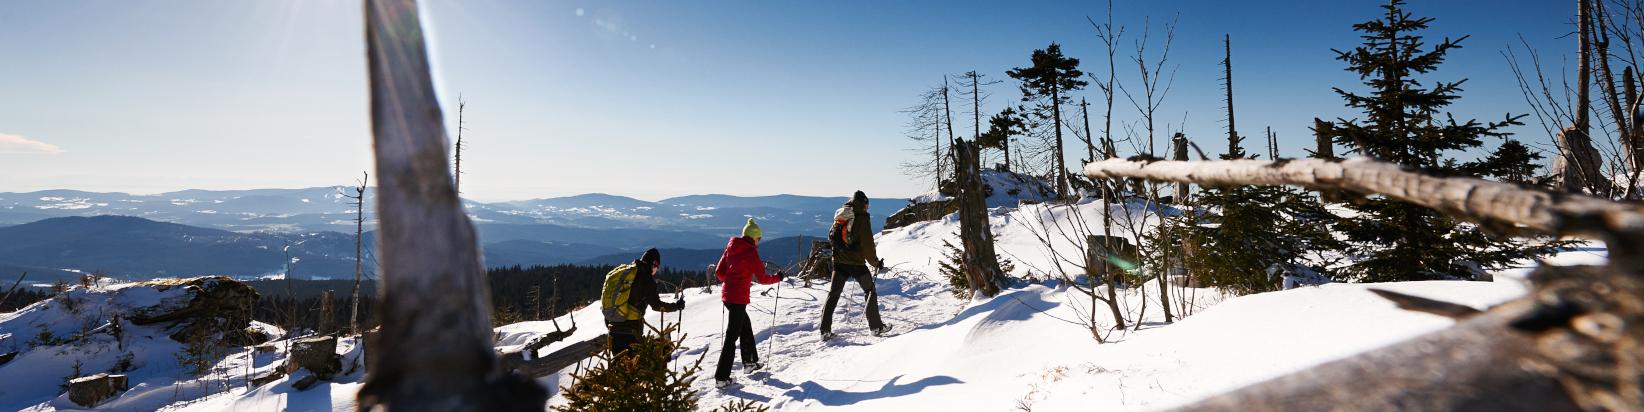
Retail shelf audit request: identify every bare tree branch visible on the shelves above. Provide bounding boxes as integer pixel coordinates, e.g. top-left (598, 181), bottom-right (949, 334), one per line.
top-left (1084, 157), bottom-right (1644, 240)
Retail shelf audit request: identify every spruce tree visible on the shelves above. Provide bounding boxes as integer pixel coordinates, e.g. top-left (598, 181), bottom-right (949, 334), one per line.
top-left (1320, 0), bottom-right (1558, 282)
top-left (978, 107), bottom-right (1027, 170)
top-left (1185, 184), bottom-right (1341, 294)
top-left (1007, 43), bottom-right (1087, 199)
top-left (556, 323), bottom-right (704, 412)
top-left (1184, 36), bottom-right (1342, 294)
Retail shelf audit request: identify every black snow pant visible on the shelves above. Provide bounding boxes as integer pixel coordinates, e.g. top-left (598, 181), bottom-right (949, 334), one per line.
top-left (819, 263), bottom-right (883, 335)
top-left (608, 330), bottom-right (669, 374)
top-left (715, 302), bottom-right (758, 380)
top-left (608, 331), bottom-right (640, 361)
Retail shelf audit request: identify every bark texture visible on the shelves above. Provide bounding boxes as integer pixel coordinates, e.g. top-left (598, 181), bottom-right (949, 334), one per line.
top-left (954, 140), bottom-right (1005, 297)
top-left (1554, 125), bottom-right (1608, 194)
top-left (356, 0), bottom-right (546, 410)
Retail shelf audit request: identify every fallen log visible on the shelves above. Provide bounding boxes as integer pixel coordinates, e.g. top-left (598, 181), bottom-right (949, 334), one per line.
top-left (1085, 157), bottom-right (1644, 411)
top-left (503, 335), bottom-right (608, 379)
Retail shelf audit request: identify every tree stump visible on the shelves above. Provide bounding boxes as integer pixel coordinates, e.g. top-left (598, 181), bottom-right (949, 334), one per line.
top-left (67, 373), bottom-right (126, 407)
top-left (319, 290), bottom-right (335, 336)
top-left (292, 336), bottom-right (341, 380)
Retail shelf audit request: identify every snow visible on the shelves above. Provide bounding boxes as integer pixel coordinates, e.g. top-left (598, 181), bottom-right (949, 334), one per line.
top-left (0, 195), bottom-right (1599, 411)
top-left (484, 265), bottom-right (1530, 411)
top-left (905, 169), bottom-right (1055, 209)
top-left (0, 283), bottom-right (302, 412)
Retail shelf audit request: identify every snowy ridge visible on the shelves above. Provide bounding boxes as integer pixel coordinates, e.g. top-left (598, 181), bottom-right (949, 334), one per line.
top-left (0, 197), bottom-right (1604, 410)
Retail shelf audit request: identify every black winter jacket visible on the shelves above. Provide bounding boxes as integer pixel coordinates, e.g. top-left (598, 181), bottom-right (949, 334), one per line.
top-left (605, 260), bottom-right (683, 335)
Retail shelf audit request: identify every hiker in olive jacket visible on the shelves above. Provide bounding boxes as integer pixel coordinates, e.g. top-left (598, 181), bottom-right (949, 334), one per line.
top-left (605, 248), bottom-right (685, 359)
top-left (820, 190), bottom-right (891, 341)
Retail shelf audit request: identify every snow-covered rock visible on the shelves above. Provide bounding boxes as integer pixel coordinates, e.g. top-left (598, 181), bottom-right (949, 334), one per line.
top-left (887, 169), bottom-right (1055, 229)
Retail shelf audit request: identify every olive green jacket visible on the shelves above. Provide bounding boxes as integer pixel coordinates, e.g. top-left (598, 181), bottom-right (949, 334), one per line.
top-left (830, 200), bottom-right (880, 268)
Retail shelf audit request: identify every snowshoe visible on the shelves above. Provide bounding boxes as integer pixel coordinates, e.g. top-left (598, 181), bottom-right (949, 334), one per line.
top-left (872, 325), bottom-right (894, 337)
top-left (820, 332), bottom-right (837, 342)
top-left (744, 361), bottom-right (764, 374)
top-left (715, 378), bottom-right (738, 390)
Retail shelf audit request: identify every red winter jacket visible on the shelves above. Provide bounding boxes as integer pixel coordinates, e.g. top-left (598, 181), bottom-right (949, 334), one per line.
top-left (714, 236), bottom-right (780, 304)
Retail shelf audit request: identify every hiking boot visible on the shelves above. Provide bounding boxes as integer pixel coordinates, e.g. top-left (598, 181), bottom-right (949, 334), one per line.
top-left (872, 325), bottom-right (894, 336)
top-left (715, 378), bottom-right (737, 389)
top-left (744, 361), bottom-right (764, 374)
top-left (820, 332), bottom-right (837, 342)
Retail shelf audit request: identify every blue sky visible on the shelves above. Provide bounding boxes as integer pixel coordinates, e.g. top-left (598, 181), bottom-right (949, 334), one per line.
top-left (0, 0), bottom-right (1573, 202)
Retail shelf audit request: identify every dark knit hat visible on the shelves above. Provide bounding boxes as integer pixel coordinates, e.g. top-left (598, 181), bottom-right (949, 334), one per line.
top-left (853, 190), bottom-right (869, 206)
top-left (640, 248), bottom-right (661, 265)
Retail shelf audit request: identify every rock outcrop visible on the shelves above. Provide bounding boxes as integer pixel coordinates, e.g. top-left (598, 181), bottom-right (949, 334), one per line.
top-left (121, 276), bottom-right (265, 345)
top-left (291, 336), bottom-right (342, 380)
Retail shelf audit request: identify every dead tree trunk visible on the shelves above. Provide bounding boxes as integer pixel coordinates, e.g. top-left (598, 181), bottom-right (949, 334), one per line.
top-left (356, 0), bottom-right (546, 410)
top-left (319, 290), bottom-right (335, 336)
top-left (0, 272), bottom-right (25, 309)
top-left (349, 172), bottom-right (366, 336)
top-left (1555, 125), bottom-right (1608, 194)
top-left (1086, 156), bottom-right (1644, 411)
top-left (1223, 35), bottom-right (1239, 161)
top-left (1172, 133), bottom-right (1189, 201)
top-left (954, 139), bottom-right (1004, 297)
top-left (1086, 235), bottom-right (1129, 330)
top-left (497, 316), bottom-right (586, 378)
top-left (1568, 0), bottom-right (1609, 195)
top-left (1310, 118), bottom-right (1334, 160)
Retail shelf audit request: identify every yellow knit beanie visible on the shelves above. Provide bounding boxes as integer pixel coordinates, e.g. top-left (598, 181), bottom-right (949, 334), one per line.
top-left (742, 218), bottom-right (762, 239)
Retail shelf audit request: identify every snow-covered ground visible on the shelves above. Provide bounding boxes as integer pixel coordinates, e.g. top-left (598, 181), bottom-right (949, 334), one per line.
top-left (0, 193), bottom-right (1606, 411)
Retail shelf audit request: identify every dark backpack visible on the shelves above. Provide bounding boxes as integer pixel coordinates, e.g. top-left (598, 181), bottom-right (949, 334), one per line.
top-left (828, 207), bottom-right (856, 252)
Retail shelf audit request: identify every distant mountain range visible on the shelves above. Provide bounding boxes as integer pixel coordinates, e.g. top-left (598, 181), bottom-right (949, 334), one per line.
top-left (0, 188), bottom-right (905, 285)
top-left (0, 215), bottom-right (368, 285)
top-left (0, 188), bottom-right (903, 238)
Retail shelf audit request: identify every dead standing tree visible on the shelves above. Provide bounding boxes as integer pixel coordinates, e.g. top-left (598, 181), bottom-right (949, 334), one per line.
top-left (953, 139), bottom-right (1006, 298)
top-left (355, 0), bottom-right (546, 410)
top-left (339, 172), bottom-right (368, 336)
top-left (1086, 156), bottom-right (1642, 411)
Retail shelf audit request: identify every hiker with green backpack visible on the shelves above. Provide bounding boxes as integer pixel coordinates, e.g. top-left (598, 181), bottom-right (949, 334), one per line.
top-left (601, 248), bottom-right (685, 362)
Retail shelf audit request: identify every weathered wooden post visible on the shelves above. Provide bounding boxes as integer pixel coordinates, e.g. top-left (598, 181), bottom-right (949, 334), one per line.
top-left (319, 290), bottom-right (335, 336)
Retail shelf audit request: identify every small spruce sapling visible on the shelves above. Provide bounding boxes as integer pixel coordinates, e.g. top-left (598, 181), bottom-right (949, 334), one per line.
top-left (555, 321), bottom-right (705, 412)
top-left (57, 359), bottom-right (85, 395)
top-left (939, 240), bottom-right (1016, 300)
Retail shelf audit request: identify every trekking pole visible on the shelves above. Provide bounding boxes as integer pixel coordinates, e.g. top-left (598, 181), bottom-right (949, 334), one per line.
top-left (766, 274), bottom-right (781, 356)
top-left (674, 286), bottom-right (684, 343)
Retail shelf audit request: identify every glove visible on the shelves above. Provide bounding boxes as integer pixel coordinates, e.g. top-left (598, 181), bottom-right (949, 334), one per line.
top-left (675, 300), bottom-right (686, 310)
top-left (776, 270), bottom-right (787, 281)
top-left (876, 258), bottom-right (886, 269)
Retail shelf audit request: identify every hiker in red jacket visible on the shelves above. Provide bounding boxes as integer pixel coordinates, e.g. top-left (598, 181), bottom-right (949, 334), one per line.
top-left (712, 218), bottom-right (784, 389)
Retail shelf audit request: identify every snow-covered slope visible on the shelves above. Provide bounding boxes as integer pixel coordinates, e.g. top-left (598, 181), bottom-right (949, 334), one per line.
top-left (0, 281), bottom-right (323, 412)
top-left (0, 196), bottom-right (1602, 411)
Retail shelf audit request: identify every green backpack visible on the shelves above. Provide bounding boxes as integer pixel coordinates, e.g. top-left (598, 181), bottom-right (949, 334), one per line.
top-left (600, 264), bottom-right (643, 323)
